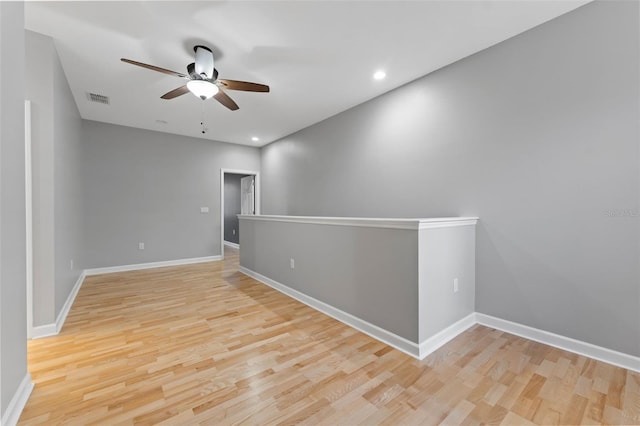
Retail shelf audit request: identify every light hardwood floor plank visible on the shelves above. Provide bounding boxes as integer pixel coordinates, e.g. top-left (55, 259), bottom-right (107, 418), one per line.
top-left (19, 247), bottom-right (640, 425)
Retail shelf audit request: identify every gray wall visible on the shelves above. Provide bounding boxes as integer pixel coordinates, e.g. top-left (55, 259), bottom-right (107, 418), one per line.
top-left (239, 218), bottom-right (420, 341)
top-left (26, 30), bottom-right (84, 328)
top-left (0, 1), bottom-right (28, 415)
top-left (224, 173), bottom-right (247, 244)
top-left (82, 121), bottom-right (260, 268)
top-left (240, 217), bottom-right (476, 346)
top-left (53, 35), bottom-right (84, 318)
top-left (261, 1), bottom-right (640, 356)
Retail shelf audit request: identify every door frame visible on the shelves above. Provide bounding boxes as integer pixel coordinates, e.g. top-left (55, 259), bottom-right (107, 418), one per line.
top-left (220, 168), bottom-right (260, 260)
top-left (25, 100), bottom-right (33, 338)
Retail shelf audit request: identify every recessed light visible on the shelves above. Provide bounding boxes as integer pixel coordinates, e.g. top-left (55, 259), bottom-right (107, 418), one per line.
top-left (373, 70), bottom-right (386, 80)
top-left (251, 136), bottom-right (260, 142)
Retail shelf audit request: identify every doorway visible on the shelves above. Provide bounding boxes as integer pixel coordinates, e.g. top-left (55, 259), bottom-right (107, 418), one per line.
top-left (220, 169), bottom-right (260, 260)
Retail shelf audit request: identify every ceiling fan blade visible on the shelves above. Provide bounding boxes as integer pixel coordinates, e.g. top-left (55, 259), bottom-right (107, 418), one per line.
top-left (121, 58), bottom-right (187, 78)
top-left (214, 89), bottom-right (239, 111)
top-left (161, 85), bottom-right (189, 100)
top-left (218, 79), bottom-right (270, 92)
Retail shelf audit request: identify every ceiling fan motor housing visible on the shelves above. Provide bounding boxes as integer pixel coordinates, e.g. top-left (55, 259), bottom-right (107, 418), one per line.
top-left (194, 45), bottom-right (214, 79)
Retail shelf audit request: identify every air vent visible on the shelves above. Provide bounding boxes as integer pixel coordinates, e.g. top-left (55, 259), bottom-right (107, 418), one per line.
top-left (87, 92), bottom-right (110, 105)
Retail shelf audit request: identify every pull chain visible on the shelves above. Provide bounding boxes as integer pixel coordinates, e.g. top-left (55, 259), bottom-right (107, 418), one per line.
top-left (200, 101), bottom-right (206, 134)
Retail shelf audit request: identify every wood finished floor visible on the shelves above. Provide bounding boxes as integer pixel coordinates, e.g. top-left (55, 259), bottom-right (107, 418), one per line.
top-left (20, 247), bottom-right (640, 425)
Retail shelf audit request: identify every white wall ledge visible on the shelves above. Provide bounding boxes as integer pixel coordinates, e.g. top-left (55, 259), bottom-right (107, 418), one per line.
top-left (238, 215), bottom-right (478, 230)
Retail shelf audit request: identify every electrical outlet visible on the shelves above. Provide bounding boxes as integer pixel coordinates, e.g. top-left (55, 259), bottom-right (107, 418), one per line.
top-left (200, 207), bottom-right (209, 213)
top-left (290, 258), bottom-right (295, 269)
top-left (233, 229), bottom-right (236, 235)
top-left (453, 278), bottom-right (459, 293)
top-left (139, 242), bottom-right (145, 250)
top-left (70, 259), bottom-right (74, 271)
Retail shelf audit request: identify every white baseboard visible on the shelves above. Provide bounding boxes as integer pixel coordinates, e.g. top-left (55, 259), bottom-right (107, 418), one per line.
top-left (239, 266), bottom-right (423, 358)
top-left (30, 323), bottom-right (57, 339)
top-left (223, 241), bottom-right (239, 249)
top-left (1, 373), bottom-right (34, 426)
top-left (418, 313), bottom-right (476, 359)
top-left (84, 255), bottom-right (222, 276)
top-left (54, 271), bottom-right (86, 334)
top-left (31, 271), bottom-right (86, 339)
top-left (28, 258), bottom-right (640, 374)
top-left (32, 256), bottom-right (223, 340)
top-left (239, 267), bottom-right (640, 371)
top-left (476, 313), bottom-right (640, 373)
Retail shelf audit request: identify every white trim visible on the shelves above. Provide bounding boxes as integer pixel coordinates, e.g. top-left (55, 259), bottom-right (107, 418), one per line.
top-left (25, 100), bottom-right (33, 338)
top-left (220, 169), bottom-right (260, 261)
top-left (238, 215), bottom-right (478, 231)
top-left (223, 241), bottom-right (239, 250)
top-left (237, 267), bottom-right (640, 370)
top-left (30, 323), bottom-right (57, 339)
top-left (418, 218), bottom-right (478, 229)
top-left (32, 272), bottom-right (86, 338)
top-left (418, 314), bottom-right (476, 359)
top-left (53, 271), bottom-right (86, 334)
top-left (1, 373), bottom-right (34, 426)
top-left (32, 256), bottom-right (223, 339)
top-left (476, 313), bottom-right (640, 373)
top-left (84, 255), bottom-right (221, 276)
top-left (240, 266), bottom-right (421, 358)
top-left (24, 261), bottom-right (640, 373)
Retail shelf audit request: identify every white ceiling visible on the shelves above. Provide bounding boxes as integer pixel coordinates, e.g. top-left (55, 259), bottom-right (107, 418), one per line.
top-left (25, 1), bottom-right (589, 147)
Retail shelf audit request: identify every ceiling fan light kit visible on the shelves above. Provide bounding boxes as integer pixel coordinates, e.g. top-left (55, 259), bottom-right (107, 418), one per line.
top-left (187, 80), bottom-right (219, 100)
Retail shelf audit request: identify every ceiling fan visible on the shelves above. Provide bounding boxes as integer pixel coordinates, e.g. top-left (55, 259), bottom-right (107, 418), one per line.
top-left (121, 45), bottom-right (269, 111)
